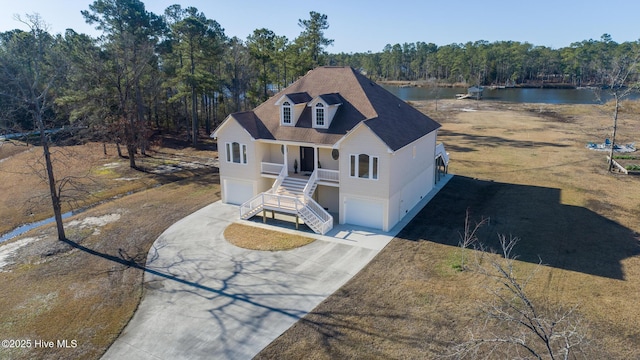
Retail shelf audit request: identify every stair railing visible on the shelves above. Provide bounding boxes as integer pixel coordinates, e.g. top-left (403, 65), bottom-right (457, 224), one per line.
top-left (240, 193), bottom-right (265, 219)
top-left (301, 194), bottom-right (333, 234)
top-left (303, 169), bottom-right (318, 199)
top-left (269, 162), bottom-right (288, 194)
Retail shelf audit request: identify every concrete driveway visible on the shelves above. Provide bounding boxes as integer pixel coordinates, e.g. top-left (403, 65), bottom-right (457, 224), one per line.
top-left (101, 202), bottom-right (385, 360)
top-left (102, 176), bottom-right (451, 359)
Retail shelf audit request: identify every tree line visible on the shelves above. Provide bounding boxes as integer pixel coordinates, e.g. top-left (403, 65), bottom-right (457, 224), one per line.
top-left (329, 34), bottom-right (640, 87)
top-left (0, 0), bottom-right (334, 240)
top-left (2, 0), bottom-right (639, 167)
top-left (0, 0), bottom-right (334, 164)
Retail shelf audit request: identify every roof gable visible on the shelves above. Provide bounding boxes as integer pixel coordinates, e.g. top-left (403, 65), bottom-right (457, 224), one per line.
top-left (220, 66), bottom-right (440, 150)
top-left (317, 93), bottom-right (343, 105)
top-left (274, 92), bottom-right (312, 106)
top-left (230, 111), bottom-right (274, 140)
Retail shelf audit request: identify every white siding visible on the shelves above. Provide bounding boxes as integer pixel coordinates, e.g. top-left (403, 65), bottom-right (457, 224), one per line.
top-left (216, 118), bottom-right (260, 204)
top-left (338, 125), bottom-right (390, 199)
top-left (264, 143), bottom-right (285, 164)
top-left (388, 131), bottom-right (437, 228)
top-left (318, 147), bottom-right (339, 170)
top-left (317, 186), bottom-right (339, 213)
top-left (338, 125), bottom-right (391, 230)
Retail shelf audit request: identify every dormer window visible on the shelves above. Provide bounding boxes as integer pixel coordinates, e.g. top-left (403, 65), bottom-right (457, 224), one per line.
top-left (309, 93), bottom-right (341, 129)
top-left (282, 102), bottom-right (292, 124)
top-left (275, 92), bottom-right (311, 126)
top-left (315, 103), bottom-right (325, 126)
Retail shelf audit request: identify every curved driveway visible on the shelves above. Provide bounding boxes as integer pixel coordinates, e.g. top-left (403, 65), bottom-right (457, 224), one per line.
top-left (101, 201), bottom-right (387, 360)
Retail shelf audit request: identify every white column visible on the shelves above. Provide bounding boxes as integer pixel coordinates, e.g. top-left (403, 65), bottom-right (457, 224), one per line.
top-left (283, 144), bottom-right (289, 176)
top-left (314, 146), bottom-right (319, 171)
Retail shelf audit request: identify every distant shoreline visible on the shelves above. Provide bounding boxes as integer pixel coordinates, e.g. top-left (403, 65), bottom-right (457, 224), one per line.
top-left (378, 80), bottom-right (594, 90)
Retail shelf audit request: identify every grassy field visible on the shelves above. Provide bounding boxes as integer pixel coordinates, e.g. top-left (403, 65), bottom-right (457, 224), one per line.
top-left (256, 100), bottom-right (640, 359)
top-left (0, 135), bottom-right (220, 359)
top-left (0, 136), bottom-right (217, 235)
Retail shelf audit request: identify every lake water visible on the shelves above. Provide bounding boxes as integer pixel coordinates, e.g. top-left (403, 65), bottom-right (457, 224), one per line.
top-left (381, 85), bottom-right (640, 104)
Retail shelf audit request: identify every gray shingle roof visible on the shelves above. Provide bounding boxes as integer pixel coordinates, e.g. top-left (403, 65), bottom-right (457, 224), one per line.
top-left (221, 66), bottom-right (440, 151)
top-left (284, 92), bottom-right (312, 104)
top-left (318, 93), bottom-right (343, 105)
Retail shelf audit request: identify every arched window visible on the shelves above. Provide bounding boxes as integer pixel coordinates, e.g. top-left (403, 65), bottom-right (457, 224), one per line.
top-left (358, 154), bottom-right (369, 178)
top-left (349, 153), bottom-right (379, 179)
top-left (282, 101), bottom-right (291, 124)
top-left (315, 103), bottom-right (325, 126)
top-left (226, 142), bottom-right (247, 164)
top-left (231, 142), bottom-right (241, 163)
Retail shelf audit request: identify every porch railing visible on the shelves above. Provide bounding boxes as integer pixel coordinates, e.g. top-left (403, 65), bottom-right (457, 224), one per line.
top-left (261, 162), bottom-right (284, 175)
top-left (317, 168), bottom-right (339, 182)
top-left (269, 163), bottom-right (288, 194)
top-left (435, 143), bottom-right (449, 166)
top-left (239, 192), bottom-right (333, 235)
top-left (303, 169), bottom-right (318, 198)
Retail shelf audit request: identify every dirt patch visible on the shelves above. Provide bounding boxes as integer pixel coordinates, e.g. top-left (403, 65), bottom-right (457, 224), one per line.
top-left (67, 213), bottom-right (122, 236)
top-left (0, 237), bottom-right (40, 271)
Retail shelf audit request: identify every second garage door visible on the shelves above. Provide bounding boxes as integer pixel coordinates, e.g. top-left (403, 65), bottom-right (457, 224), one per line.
top-left (344, 197), bottom-right (384, 230)
top-left (223, 179), bottom-right (254, 205)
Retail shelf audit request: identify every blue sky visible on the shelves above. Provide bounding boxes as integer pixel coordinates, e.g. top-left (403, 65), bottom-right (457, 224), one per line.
top-left (1, 0), bottom-right (640, 53)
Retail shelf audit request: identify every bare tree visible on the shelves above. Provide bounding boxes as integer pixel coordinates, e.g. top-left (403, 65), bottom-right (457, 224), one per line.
top-left (457, 208), bottom-right (488, 271)
top-left (594, 41), bottom-right (640, 172)
top-left (450, 235), bottom-right (589, 359)
top-left (0, 14), bottom-right (68, 240)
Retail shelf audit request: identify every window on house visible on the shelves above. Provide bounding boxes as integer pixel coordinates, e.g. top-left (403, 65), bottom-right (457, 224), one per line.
top-left (358, 154), bottom-right (369, 178)
top-left (315, 103), bottom-right (325, 126)
top-left (372, 157), bottom-right (378, 179)
top-left (350, 154), bottom-right (379, 179)
top-left (350, 154), bottom-right (356, 177)
top-left (242, 145), bottom-right (247, 164)
top-left (231, 142), bottom-right (241, 163)
top-left (282, 101), bottom-right (291, 124)
top-left (226, 142), bottom-right (247, 164)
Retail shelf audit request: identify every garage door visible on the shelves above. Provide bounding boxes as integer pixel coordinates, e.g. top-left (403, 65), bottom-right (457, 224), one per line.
top-left (223, 179), bottom-right (253, 205)
top-left (344, 197), bottom-right (384, 230)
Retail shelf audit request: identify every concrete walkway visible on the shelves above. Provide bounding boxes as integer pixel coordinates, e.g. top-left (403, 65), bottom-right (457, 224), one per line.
top-left (102, 175), bottom-right (451, 360)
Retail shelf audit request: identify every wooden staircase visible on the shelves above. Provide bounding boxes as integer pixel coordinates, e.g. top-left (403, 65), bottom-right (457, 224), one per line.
top-left (239, 172), bottom-right (331, 234)
top-left (275, 177), bottom-right (308, 197)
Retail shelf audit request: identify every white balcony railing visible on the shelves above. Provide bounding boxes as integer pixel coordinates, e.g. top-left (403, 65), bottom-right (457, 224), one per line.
top-left (261, 162), bottom-right (284, 175)
top-left (317, 168), bottom-right (339, 183)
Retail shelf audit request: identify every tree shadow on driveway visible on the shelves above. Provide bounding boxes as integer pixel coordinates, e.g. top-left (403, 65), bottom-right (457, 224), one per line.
top-left (63, 234), bottom-right (370, 359)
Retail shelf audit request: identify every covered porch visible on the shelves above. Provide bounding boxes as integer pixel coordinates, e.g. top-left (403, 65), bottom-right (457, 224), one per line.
top-left (259, 141), bottom-right (340, 186)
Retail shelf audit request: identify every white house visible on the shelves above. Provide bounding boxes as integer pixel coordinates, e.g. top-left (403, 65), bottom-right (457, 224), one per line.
top-left (212, 66), bottom-right (448, 234)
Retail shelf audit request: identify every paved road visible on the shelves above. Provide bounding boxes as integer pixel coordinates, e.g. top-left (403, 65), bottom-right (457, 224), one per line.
top-left (101, 202), bottom-right (384, 360)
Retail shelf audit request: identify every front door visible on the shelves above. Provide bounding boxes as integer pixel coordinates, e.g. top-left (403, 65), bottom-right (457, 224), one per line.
top-left (300, 146), bottom-right (315, 173)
